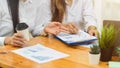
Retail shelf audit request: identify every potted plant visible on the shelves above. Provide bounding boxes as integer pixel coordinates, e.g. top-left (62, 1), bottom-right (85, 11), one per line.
top-left (89, 44), bottom-right (100, 64)
top-left (98, 25), bottom-right (117, 62)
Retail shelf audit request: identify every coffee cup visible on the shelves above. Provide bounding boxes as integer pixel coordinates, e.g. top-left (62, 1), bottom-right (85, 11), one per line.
top-left (16, 23), bottom-right (30, 41)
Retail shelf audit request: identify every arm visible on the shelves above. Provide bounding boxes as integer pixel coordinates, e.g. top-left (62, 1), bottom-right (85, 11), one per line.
top-left (0, 14), bottom-right (25, 47)
top-left (0, 3), bottom-right (6, 46)
top-left (4, 33), bottom-right (27, 47)
top-left (32, 1), bottom-right (52, 36)
top-left (0, 1), bottom-right (27, 47)
top-left (32, 0), bottom-right (70, 36)
top-left (83, 0), bottom-right (98, 36)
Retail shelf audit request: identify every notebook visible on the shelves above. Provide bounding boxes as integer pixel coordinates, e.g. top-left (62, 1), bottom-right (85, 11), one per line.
top-left (56, 30), bottom-right (97, 45)
top-left (109, 61), bottom-right (120, 68)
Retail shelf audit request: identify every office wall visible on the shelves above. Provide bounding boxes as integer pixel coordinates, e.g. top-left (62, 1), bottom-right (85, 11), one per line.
top-left (94, 0), bottom-right (120, 30)
top-left (103, 0), bottom-right (120, 20)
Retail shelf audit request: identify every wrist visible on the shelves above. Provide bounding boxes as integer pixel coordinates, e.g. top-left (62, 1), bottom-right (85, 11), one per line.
top-left (4, 37), bottom-right (11, 45)
top-left (40, 27), bottom-right (48, 36)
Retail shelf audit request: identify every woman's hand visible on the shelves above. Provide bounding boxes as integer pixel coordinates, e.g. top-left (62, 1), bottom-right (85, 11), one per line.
top-left (63, 23), bottom-right (79, 34)
top-left (44, 22), bottom-right (62, 35)
top-left (4, 33), bottom-right (27, 47)
top-left (87, 26), bottom-right (98, 37)
top-left (44, 22), bottom-right (70, 35)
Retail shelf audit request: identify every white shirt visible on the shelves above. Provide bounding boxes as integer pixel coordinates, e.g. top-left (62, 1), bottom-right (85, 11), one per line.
top-left (38, 0), bottom-right (97, 31)
top-left (63, 0), bottom-right (97, 30)
top-left (0, 0), bottom-right (45, 45)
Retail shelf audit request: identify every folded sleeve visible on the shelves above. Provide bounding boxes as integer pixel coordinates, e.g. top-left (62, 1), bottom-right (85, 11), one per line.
top-left (83, 0), bottom-right (97, 31)
top-left (0, 1), bottom-right (10, 46)
top-left (0, 37), bottom-right (5, 46)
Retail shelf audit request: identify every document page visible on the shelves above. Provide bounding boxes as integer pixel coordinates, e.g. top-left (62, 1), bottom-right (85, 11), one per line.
top-left (56, 30), bottom-right (97, 45)
top-left (12, 44), bottom-right (69, 63)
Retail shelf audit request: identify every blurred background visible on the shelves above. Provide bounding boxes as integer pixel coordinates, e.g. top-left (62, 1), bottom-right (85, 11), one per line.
top-left (94, 0), bottom-right (120, 29)
top-left (94, 0), bottom-right (120, 55)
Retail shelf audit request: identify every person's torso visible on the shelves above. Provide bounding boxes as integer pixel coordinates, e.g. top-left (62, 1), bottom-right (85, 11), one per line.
top-left (62, 0), bottom-right (85, 28)
top-left (0, 0), bottom-right (39, 36)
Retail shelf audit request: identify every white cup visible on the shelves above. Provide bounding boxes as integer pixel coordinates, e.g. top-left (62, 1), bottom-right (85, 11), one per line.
top-left (16, 23), bottom-right (30, 41)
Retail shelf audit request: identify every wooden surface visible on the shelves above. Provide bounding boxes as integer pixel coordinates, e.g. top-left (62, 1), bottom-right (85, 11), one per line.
top-left (0, 36), bottom-right (118, 68)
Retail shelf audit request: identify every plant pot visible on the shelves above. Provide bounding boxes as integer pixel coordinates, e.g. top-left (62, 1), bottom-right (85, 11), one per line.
top-left (89, 53), bottom-right (100, 64)
top-left (100, 47), bottom-right (114, 62)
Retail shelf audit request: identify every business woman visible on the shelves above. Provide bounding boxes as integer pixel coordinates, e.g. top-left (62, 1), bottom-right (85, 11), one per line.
top-left (0, 0), bottom-right (45, 47)
top-left (40, 0), bottom-right (98, 36)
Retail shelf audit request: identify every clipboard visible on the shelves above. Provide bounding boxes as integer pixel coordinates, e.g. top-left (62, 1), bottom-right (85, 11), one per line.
top-left (56, 30), bottom-right (97, 45)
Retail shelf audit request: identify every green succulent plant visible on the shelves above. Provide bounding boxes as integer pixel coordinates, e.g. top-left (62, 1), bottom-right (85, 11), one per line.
top-left (90, 44), bottom-right (100, 54)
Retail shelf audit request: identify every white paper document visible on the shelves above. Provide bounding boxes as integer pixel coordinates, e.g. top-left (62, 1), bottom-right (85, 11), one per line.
top-left (12, 44), bottom-right (69, 63)
top-left (56, 30), bottom-right (97, 45)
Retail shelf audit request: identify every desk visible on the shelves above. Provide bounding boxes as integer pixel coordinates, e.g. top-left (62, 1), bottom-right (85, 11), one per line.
top-left (0, 36), bottom-right (117, 68)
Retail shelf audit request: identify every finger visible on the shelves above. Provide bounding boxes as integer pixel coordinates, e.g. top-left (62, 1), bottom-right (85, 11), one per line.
top-left (12, 36), bottom-right (26, 45)
top-left (13, 39), bottom-right (25, 45)
top-left (14, 33), bottom-right (24, 38)
top-left (68, 23), bottom-right (74, 29)
top-left (65, 24), bottom-right (74, 33)
top-left (12, 36), bottom-right (26, 43)
top-left (70, 28), bottom-right (77, 34)
top-left (70, 23), bottom-right (79, 31)
top-left (68, 24), bottom-right (78, 34)
top-left (12, 40), bottom-right (25, 47)
top-left (88, 31), bottom-right (93, 36)
top-left (68, 28), bottom-right (78, 34)
top-left (53, 22), bottom-right (61, 26)
top-left (60, 25), bottom-right (69, 31)
top-left (73, 28), bottom-right (78, 34)
top-left (11, 41), bottom-right (23, 47)
top-left (60, 29), bottom-right (71, 34)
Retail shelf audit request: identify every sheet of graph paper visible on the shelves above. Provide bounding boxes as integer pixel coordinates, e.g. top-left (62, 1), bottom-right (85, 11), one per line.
top-left (12, 44), bottom-right (69, 63)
